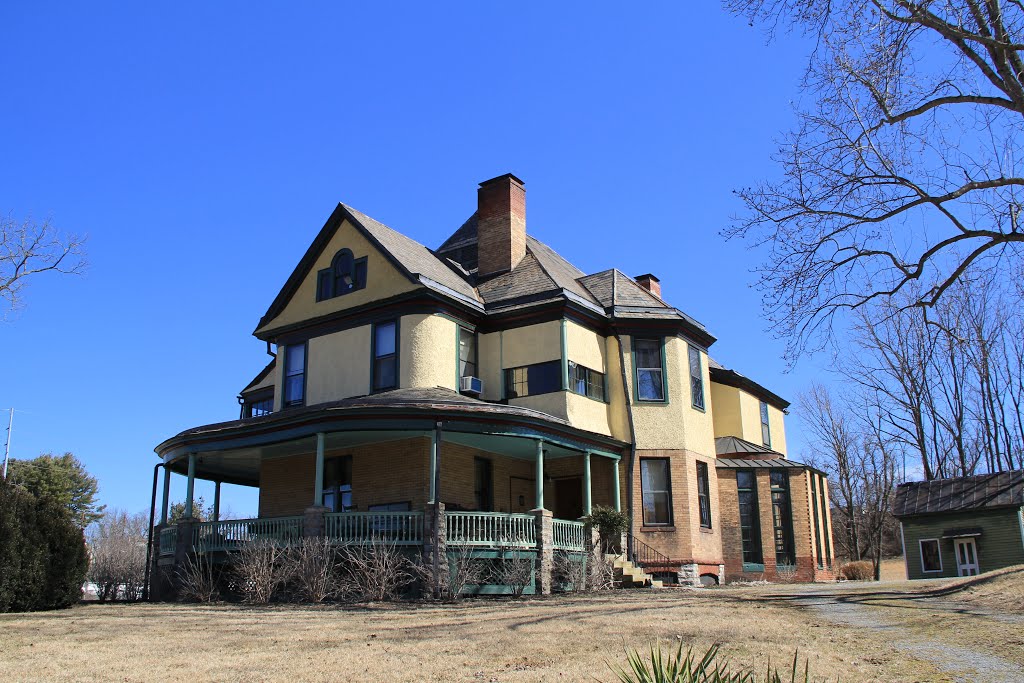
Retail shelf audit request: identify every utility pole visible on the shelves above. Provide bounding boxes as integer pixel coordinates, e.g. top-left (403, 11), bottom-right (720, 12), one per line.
top-left (3, 408), bottom-right (12, 480)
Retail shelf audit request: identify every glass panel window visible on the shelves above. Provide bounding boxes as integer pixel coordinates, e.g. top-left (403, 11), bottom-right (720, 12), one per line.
top-left (760, 401), bottom-right (771, 447)
top-left (920, 539), bottom-right (942, 572)
top-left (284, 343), bottom-right (306, 406)
top-left (635, 338), bottom-right (665, 402)
top-left (246, 397), bottom-right (273, 418)
top-left (811, 473), bottom-right (824, 569)
top-left (459, 327), bottom-right (477, 379)
top-left (688, 345), bottom-right (705, 409)
top-left (737, 470), bottom-right (763, 565)
top-left (819, 474), bottom-right (832, 565)
top-left (570, 362), bottom-right (606, 401)
top-left (640, 459), bottom-right (672, 526)
top-left (503, 361), bottom-right (561, 399)
top-left (474, 458), bottom-right (493, 512)
top-left (322, 456), bottom-right (353, 512)
top-left (316, 249), bottom-right (368, 301)
top-left (770, 470), bottom-right (795, 566)
top-left (696, 461), bottom-right (712, 529)
top-left (373, 321), bottom-right (397, 391)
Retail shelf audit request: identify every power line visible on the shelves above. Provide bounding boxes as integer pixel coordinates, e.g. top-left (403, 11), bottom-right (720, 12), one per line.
top-left (3, 408), bottom-right (12, 480)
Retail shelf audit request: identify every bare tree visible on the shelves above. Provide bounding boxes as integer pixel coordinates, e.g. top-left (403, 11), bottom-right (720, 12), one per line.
top-left (1, 215), bottom-right (86, 317)
top-left (725, 0), bottom-right (1024, 359)
top-left (86, 510), bottom-right (148, 602)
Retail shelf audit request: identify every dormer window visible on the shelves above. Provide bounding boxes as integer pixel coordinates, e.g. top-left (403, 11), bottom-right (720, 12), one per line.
top-left (316, 248), bottom-right (367, 301)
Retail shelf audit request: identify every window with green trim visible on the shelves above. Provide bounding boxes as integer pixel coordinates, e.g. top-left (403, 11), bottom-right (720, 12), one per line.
top-left (283, 343), bottom-right (306, 406)
top-left (760, 400), bottom-right (771, 447)
top-left (569, 361), bottom-right (605, 401)
top-left (640, 458), bottom-right (673, 526)
top-left (372, 321), bottom-right (397, 391)
top-left (322, 456), bottom-right (352, 512)
top-left (458, 327), bottom-right (477, 379)
top-left (696, 461), bottom-right (712, 529)
top-left (634, 338), bottom-right (665, 402)
top-left (316, 248), bottom-right (367, 301)
top-left (688, 345), bottom-right (705, 409)
top-left (737, 470), bottom-right (763, 565)
top-left (770, 470), bottom-right (795, 566)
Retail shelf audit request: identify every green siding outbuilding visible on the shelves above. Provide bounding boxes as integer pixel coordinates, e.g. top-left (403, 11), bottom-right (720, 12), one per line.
top-left (894, 471), bottom-right (1024, 580)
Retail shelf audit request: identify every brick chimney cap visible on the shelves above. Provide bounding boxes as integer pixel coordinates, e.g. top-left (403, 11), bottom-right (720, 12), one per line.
top-left (479, 173), bottom-right (526, 188)
top-left (635, 273), bottom-right (660, 283)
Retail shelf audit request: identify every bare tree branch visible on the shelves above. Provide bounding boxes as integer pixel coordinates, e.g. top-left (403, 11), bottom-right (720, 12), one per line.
top-left (0, 214), bottom-right (87, 318)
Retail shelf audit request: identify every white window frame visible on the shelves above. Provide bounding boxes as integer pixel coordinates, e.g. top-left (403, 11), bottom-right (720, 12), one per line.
top-left (919, 538), bottom-right (943, 573)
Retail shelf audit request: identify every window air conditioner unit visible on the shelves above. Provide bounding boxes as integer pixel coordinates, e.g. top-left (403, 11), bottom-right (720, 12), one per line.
top-left (460, 376), bottom-right (483, 395)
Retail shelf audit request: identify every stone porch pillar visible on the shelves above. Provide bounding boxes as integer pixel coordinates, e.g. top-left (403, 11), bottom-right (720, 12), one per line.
top-left (303, 506), bottom-right (327, 538)
top-left (534, 508), bottom-right (553, 595)
top-left (424, 502), bottom-right (447, 598)
top-left (585, 523), bottom-right (603, 590)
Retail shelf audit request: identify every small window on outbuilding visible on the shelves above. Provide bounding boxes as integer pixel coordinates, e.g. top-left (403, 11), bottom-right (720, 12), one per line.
top-left (920, 539), bottom-right (942, 573)
top-left (316, 248), bottom-right (368, 301)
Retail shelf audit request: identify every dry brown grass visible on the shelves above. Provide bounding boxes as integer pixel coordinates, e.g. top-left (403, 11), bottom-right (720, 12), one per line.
top-left (936, 564), bottom-right (1024, 614)
top-left (0, 590), bottom-right (948, 682)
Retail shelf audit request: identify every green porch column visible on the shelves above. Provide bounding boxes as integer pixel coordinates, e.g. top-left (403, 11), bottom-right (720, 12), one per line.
top-left (314, 432), bottom-right (325, 506)
top-left (184, 453), bottom-right (197, 519)
top-left (534, 440), bottom-right (545, 510)
top-left (612, 459), bottom-right (621, 512)
top-left (582, 451), bottom-right (592, 516)
top-left (160, 465), bottom-right (171, 525)
top-left (213, 481), bottom-right (221, 523)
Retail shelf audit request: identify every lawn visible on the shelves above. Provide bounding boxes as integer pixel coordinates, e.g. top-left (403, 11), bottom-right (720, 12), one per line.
top-left (0, 586), bottom-right (955, 682)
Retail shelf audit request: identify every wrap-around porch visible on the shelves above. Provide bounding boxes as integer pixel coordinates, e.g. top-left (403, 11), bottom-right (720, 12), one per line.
top-left (150, 390), bottom-right (628, 597)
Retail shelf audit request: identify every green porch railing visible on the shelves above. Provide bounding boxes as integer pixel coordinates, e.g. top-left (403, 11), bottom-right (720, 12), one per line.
top-left (325, 511), bottom-right (423, 545)
top-left (446, 512), bottom-right (536, 549)
top-left (192, 516), bottom-right (304, 552)
top-left (552, 519), bottom-right (587, 551)
top-left (159, 526), bottom-right (177, 556)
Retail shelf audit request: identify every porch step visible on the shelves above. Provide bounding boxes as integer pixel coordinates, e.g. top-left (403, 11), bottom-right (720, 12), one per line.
top-left (606, 554), bottom-right (662, 589)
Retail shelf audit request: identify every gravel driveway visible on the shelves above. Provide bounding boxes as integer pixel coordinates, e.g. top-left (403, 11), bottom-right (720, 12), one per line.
top-left (766, 582), bottom-right (1024, 683)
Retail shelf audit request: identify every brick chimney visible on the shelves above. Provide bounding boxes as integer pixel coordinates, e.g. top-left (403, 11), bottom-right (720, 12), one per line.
top-left (634, 273), bottom-right (661, 298)
top-left (477, 173), bottom-right (526, 277)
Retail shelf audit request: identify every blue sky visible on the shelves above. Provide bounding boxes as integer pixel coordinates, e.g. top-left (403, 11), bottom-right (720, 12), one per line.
top-left (0, 2), bottom-right (826, 517)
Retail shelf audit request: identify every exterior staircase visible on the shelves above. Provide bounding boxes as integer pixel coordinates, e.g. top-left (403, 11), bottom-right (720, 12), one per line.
top-left (607, 553), bottom-right (663, 589)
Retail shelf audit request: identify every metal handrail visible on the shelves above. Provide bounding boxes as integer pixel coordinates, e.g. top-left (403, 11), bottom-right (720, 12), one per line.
top-left (627, 532), bottom-right (674, 568)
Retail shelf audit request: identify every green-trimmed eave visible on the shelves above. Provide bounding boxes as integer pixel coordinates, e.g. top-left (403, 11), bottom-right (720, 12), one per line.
top-left (154, 404), bottom-right (628, 465)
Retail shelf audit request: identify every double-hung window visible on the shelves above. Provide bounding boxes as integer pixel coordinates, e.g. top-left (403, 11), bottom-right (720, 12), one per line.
top-left (322, 456), bottom-right (352, 512)
top-left (640, 458), bottom-right (672, 526)
top-left (688, 345), bottom-right (705, 409)
top-left (570, 362), bottom-right (606, 401)
top-left (760, 400), bottom-right (771, 447)
top-left (696, 461), bottom-right (712, 529)
top-left (373, 321), bottom-right (398, 391)
top-left (458, 327), bottom-right (477, 379)
top-left (283, 343), bottom-right (306, 406)
top-left (634, 338), bottom-right (665, 402)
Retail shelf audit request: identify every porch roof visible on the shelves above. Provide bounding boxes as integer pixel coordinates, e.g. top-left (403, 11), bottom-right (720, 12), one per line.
top-left (155, 387), bottom-right (627, 484)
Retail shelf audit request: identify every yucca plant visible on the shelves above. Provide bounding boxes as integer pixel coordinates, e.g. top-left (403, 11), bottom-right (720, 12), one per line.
top-left (609, 641), bottom-right (813, 683)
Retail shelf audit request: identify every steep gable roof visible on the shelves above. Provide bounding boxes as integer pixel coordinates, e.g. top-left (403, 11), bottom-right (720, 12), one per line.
top-left (894, 470), bottom-right (1024, 517)
top-left (256, 203), bottom-right (481, 333)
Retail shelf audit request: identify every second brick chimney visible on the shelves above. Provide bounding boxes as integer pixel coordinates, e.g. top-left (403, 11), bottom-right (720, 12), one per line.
top-left (477, 173), bottom-right (526, 277)
top-left (634, 273), bottom-right (661, 298)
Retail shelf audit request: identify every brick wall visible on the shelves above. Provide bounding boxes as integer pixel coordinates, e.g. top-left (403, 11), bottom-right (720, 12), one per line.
top-left (257, 436), bottom-right (607, 520)
top-left (717, 466), bottom-right (832, 583)
top-left (630, 449), bottom-right (724, 565)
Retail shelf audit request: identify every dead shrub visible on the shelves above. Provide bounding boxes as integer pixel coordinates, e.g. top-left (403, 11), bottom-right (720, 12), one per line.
top-left (285, 538), bottom-right (338, 603)
top-left (234, 539), bottom-right (289, 604)
top-left (414, 545), bottom-right (487, 600)
top-left (177, 553), bottom-right (221, 603)
top-left (553, 551), bottom-right (588, 593)
top-left (839, 560), bottom-right (874, 581)
top-left (488, 549), bottom-right (535, 598)
top-left (588, 553), bottom-right (616, 591)
top-left (87, 510), bottom-right (148, 602)
top-left (337, 539), bottom-right (416, 602)
top-left (775, 564), bottom-right (799, 583)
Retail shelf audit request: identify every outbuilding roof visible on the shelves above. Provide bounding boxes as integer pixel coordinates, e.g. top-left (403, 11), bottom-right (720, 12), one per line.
top-left (893, 470), bottom-right (1024, 517)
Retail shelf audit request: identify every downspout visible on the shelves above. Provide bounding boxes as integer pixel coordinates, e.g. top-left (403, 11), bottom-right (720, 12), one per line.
top-left (143, 462), bottom-right (161, 602)
top-left (613, 330), bottom-right (637, 560)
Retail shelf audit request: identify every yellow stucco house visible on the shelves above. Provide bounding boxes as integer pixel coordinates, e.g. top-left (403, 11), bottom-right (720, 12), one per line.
top-left (149, 174), bottom-right (835, 597)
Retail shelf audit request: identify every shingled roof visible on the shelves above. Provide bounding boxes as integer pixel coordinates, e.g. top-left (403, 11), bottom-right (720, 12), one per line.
top-left (894, 471), bottom-right (1024, 517)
